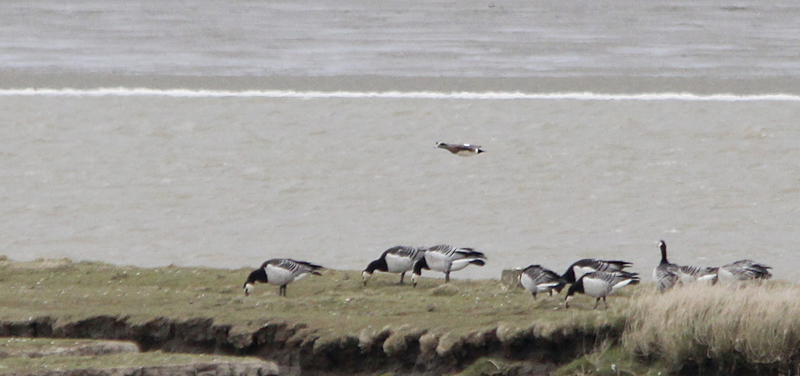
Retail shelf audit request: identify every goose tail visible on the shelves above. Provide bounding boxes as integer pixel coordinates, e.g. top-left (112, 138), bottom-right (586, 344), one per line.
top-left (469, 259), bottom-right (486, 267)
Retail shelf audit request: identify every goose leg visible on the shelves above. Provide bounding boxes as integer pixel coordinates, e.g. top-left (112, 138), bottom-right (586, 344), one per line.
top-left (279, 285), bottom-right (287, 297)
top-left (445, 271), bottom-right (450, 283)
top-left (593, 297), bottom-right (601, 310)
top-left (399, 272), bottom-right (406, 285)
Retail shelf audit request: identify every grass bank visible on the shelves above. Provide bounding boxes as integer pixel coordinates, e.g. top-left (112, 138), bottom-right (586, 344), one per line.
top-left (0, 337), bottom-right (273, 374)
top-left (0, 257), bottom-right (628, 337)
top-left (5, 257), bottom-right (800, 375)
top-left (0, 257), bottom-right (631, 375)
top-left (624, 282), bottom-right (800, 375)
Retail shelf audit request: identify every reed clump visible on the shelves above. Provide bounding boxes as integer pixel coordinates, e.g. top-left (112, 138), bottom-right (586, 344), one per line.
top-left (624, 282), bottom-right (800, 372)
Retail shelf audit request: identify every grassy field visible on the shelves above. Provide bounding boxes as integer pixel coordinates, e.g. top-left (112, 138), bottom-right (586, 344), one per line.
top-left (0, 337), bottom-right (271, 373)
top-left (0, 257), bottom-right (632, 339)
top-left (4, 257), bottom-right (800, 375)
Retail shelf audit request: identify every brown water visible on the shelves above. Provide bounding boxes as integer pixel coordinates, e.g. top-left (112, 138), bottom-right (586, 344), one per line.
top-left (2, 0), bottom-right (800, 281)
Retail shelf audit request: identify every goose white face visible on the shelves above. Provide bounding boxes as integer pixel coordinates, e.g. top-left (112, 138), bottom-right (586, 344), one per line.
top-left (244, 283), bottom-right (255, 296)
top-left (411, 273), bottom-right (420, 286)
top-left (361, 271), bottom-right (372, 283)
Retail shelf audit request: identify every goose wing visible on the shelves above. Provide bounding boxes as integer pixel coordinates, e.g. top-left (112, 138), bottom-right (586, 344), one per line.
top-left (592, 259), bottom-right (633, 272)
top-left (452, 247), bottom-right (486, 260)
top-left (386, 246), bottom-right (425, 260)
top-left (564, 258), bottom-right (631, 284)
top-left (265, 259), bottom-right (323, 277)
top-left (521, 265), bottom-right (561, 284)
top-left (720, 259), bottom-right (772, 280)
top-left (427, 244), bottom-right (458, 257)
top-left (521, 265), bottom-right (565, 291)
top-left (654, 264), bottom-right (679, 293)
top-left (608, 271), bottom-right (640, 293)
top-left (426, 245), bottom-right (485, 260)
top-left (677, 265), bottom-right (718, 283)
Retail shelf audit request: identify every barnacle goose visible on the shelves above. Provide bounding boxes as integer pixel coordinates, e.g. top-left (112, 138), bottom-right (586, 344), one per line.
top-left (717, 259), bottom-right (772, 283)
top-left (653, 240), bottom-right (716, 292)
top-left (561, 258), bottom-right (633, 284)
top-left (411, 244), bottom-right (486, 287)
top-left (519, 264), bottom-right (567, 299)
top-left (362, 246), bottom-right (426, 286)
top-left (243, 258), bottom-right (323, 297)
top-left (564, 270), bottom-right (640, 309)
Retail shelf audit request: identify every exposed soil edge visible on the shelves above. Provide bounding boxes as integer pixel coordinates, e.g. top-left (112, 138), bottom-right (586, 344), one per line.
top-left (0, 316), bottom-right (624, 376)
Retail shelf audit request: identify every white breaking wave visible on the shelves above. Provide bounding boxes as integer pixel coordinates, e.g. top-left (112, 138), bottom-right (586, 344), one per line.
top-left (1, 87), bottom-right (800, 101)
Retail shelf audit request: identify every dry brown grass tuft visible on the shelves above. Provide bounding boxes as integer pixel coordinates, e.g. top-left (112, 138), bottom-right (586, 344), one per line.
top-left (624, 281), bottom-right (800, 369)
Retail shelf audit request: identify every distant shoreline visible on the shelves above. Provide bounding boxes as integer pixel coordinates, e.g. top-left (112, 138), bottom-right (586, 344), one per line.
top-left (3, 71), bottom-right (800, 95)
top-left (4, 87), bottom-right (799, 102)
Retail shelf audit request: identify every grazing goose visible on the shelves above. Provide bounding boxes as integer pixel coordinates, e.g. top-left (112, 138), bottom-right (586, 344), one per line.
top-left (243, 258), bottom-right (323, 297)
top-left (411, 244), bottom-right (486, 287)
top-left (435, 142), bottom-right (485, 156)
top-left (561, 258), bottom-right (633, 284)
top-left (653, 240), bottom-right (715, 292)
top-left (519, 265), bottom-right (567, 299)
top-left (362, 246), bottom-right (426, 286)
top-left (717, 259), bottom-right (772, 283)
top-left (564, 271), bottom-right (640, 309)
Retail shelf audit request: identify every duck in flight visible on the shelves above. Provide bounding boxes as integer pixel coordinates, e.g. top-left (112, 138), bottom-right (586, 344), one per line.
top-left (435, 142), bottom-right (485, 156)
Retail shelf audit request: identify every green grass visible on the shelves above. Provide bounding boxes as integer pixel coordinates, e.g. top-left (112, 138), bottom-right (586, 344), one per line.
top-left (1, 337), bottom-right (109, 352)
top-left (14, 258), bottom-right (798, 374)
top-left (0, 258), bottom-right (632, 338)
top-left (10, 258), bottom-right (799, 374)
top-left (0, 337), bottom-right (136, 357)
top-left (0, 349), bottom-right (268, 373)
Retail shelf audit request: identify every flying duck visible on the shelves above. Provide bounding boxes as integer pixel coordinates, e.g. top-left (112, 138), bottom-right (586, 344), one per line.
top-left (716, 259), bottom-right (772, 283)
top-left (564, 270), bottom-right (640, 309)
top-left (362, 246), bottom-right (426, 286)
top-left (411, 244), bottom-right (486, 287)
top-left (435, 142), bottom-right (485, 156)
top-left (653, 240), bottom-right (716, 292)
top-left (243, 258), bottom-right (323, 297)
top-left (519, 264), bottom-right (567, 299)
top-left (561, 258), bottom-right (633, 284)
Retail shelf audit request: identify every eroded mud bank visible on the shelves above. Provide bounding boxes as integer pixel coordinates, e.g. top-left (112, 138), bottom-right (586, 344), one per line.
top-left (0, 316), bottom-right (623, 375)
